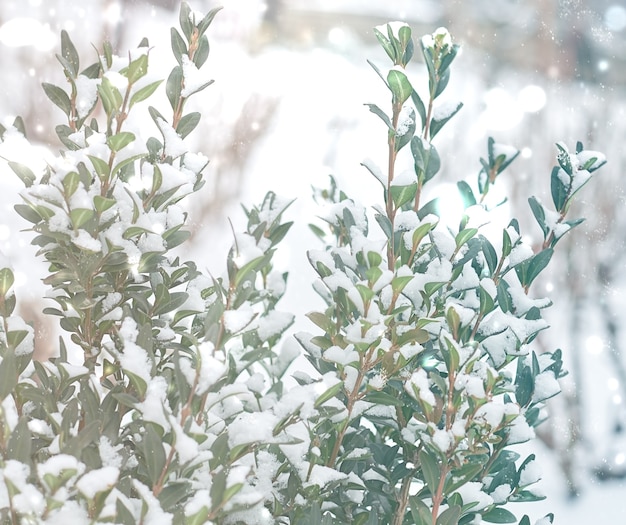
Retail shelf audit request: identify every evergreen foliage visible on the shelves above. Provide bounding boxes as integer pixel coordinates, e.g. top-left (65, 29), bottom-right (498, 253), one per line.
top-left (0, 4), bottom-right (606, 524)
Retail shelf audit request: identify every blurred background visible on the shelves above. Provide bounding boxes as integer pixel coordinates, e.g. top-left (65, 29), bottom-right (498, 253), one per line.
top-left (0, 0), bottom-right (625, 522)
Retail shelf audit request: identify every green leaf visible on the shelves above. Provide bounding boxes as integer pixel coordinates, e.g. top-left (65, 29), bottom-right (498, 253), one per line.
top-left (125, 53), bottom-right (148, 84)
top-left (194, 36), bottom-right (210, 68)
top-left (179, 1), bottom-right (194, 40)
top-left (159, 482), bottom-right (191, 511)
top-left (93, 195), bottom-right (116, 213)
top-left (107, 131), bottom-right (136, 152)
top-left (130, 80), bottom-right (163, 108)
top-left (97, 77), bottom-right (123, 116)
top-left (14, 203), bottom-right (42, 223)
top-left (8, 161), bottom-right (36, 187)
top-left (365, 104), bottom-right (394, 131)
top-left (482, 507), bottom-right (517, 523)
top-left (446, 462), bottom-right (484, 493)
top-left (515, 249), bottom-right (553, 289)
top-left (411, 90), bottom-right (427, 129)
top-left (550, 166), bottom-right (568, 212)
top-left (198, 7), bottom-right (222, 36)
top-left (56, 124), bottom-right (80, 150)
top-left (116, 500), bottom-right (137, 525)
top-left (391, 275), bottom-right (413, 295)
top-left (455, 228), bottom-right (478, 249)
top-left (314, 381), bottom-right (344, 408)
top-left (42, 82), bottom-right (71, 116)
top-left (176, 112), bottom-right (201, 139)
top-left (437, 505), bottom-right (462, 525)
top-left (457, 180), bottom-right (476, 209)
top-left (70, 208), bottom-right (95, 230)
top-left (375, 213), bottom-right (393, 239)
top-left (170, 28), bottom-right (187, 66)
top-left (61, 30), bottom-right (79, 77)
top-left (166, 65), bottom-right (183, 110)
top-left (419, 449), bottom-right (440, 496)
top-left (62, 171), bottom-right (80, 197)
top-left (61, 421), bottom-right (101, 458)
top-left (479, 285), bottom-right (495, 316)
top-left (363, 390), bottom-right (404, 407)
top-left (430, 101), bottom-right (463, 139)
top-left (0, 350), bottom-right (17, 400)
top-left (390, 182), bottom-right (417, 208)
top-left (411, 136), bottom-right (440, 183)
top-left (7, 417), bottom-right (32, 463)
top-left (187, 506), bottom-right (210, 525)
top-left (515, 364), bottom-right (534, 408)
top-left (373, 27), bottom-right (396, 62)
top-left (528, 196), bottom-right (548, 237)
top-left (0, 267), bottom-right (14, 296)
top-left (410, 496), bottom-right (433, 525)
top-left (480, 236), bottom-right (497, 276)
top-left (143, 424), bottom-right (167, 486)
top-left (387, 68), bottom-right (413, 105)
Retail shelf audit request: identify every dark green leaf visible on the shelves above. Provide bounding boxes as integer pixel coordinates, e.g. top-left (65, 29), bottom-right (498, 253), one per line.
top-left (550, 166), bottom-right (568, 212)
top-left (387, 68), bottom-right (413, 105)
top-left (373, 27), bottom-right (396, 62)
top-left (61, 30), bottom-right (79, 77)
top-left (390, 182), bottom-right (417, 208)
top-left (8, 161), bottom-right (36, 187)
top-left (143, 424), bottom-right (167, 486)
top-left (107, 131), bottom-right (136, 152)
top-left (125, 53), bottom-right (148, 84)
top-left (0, 267), bottom-right (14, 296)
top-left (176, 112), bottom-right (201, 139)
top-left (0, 350), bottom-right (17, 400)
top-left (314, 381), bottom-right (344, 408)
top-left (198, 7), bottom-right (223, 36)
top-left (430, 101), bottom-right (463, 139)
top-left (70, 208), bottom-right (95, 230)
top-left (411, 136), bottom-right (440, 183)
top-left (194, 36), bottom-right (210, 68)
top-left (130, 80), bottom-right (163, 108)
top-left (482, 507), bottom-right (517, 523)
top-left (528, 196), bottom-right (548, 237)
top-left (166, 66), bottom-right (183, 110)
top-left (179, 1), bottom-right (193, 40)
top-left (365, 103), bottom-right (393, 130)
top-left (437, 505), bottom-right (462, 525)
top-left (419, 449), bottom-right (440, 496)
top-left (455, 228), bottom-right (478, 249)
top-left (363, 390), bottom-right (404, 407)
top-left (42, 82), bottom-right (71, 116)
top-left (14, 203), bottom-right (41, 223)
top-left (457, 180), bottom-right (476, 208)
top-left (7, 417), bottom-right (32, 463)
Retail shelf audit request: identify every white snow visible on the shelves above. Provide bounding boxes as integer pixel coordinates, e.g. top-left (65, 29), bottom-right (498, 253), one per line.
top-left (223, 307), bottom-right (255, 333)
top-left (76, 466), bottom-right (119, 499)
top-left (532, 371), bottom-right (561, 403)
top-left (181, 54), bottom-right (212, 98)
top-left (405, 368), bottom-right (435, 406)
top-left (156, 117), bottom-right (187, 158)
top-left (520, 458), bottom-right (542, 487)
top-left (256, 310), bottom-right (294, 340)
top-left (72, 229), bottom-right (102, 252)
top-left (433, 99), bottom-right (461, 121)
top-left (492, 142), bottom-right (518, 161)
top-left (454, 481), bottom-right (493, 511)
top-left (74, 75), bottom-right (100, 119)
